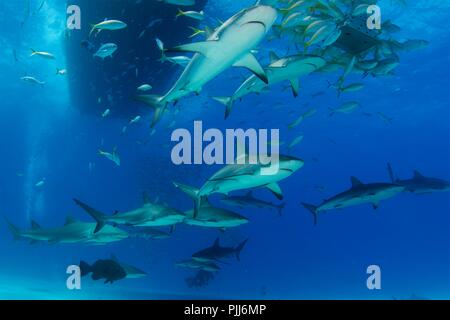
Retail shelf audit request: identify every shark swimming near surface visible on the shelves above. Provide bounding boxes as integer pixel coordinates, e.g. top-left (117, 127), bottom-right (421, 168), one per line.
top-left (135, 5), bottom-right (278, 126)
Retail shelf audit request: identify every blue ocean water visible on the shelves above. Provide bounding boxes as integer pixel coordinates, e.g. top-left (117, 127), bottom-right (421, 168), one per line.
top-left (0, 0), bottom-right (449, 300)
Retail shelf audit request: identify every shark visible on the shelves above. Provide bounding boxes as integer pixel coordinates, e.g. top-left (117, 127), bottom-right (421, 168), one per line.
top-left (213, 53), bottom-right (326, 118)
top-left (221, 190), bottom-right (286, 215)
top-left (302, 177), bottom-right (405, 224)
top-left (6, 217), bottom-right (128, 245)
top-left (74, 193), bottom-right (186, 233)
top-left (183, 198), bottom-right (249, 229)
top-left (387, 163), bottom-right (450, 194)
top-left (98, 148), bottom-right (120, 166)
top-left (176, 259), bottom-right (221, 272)
top-left (110, 254), bottom-right (147, 279)
top-left (129, 227), bottom-right (171, 240)
top-left (192, 238), bottom-right (248, 262)
top-left (174, 154), bottom-right (304, 217)
top-left (135, 5), bottom-right (278, 126)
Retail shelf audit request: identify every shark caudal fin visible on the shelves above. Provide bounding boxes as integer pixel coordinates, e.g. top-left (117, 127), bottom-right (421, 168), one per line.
top-left (301, 203), bottom-right (318, 226)
top-left (73, 199), bottom-right (106, 233)
top-left (212, 96), bottom-right (234, 119)
top-left (134, 95), bottom-right (166, 127)
top-left (79, 260), bottom-right (92, 277)
top-left (4, 218), bottom-right (21, 240)
top-left (235, 239), bottom-right (249, 261)
top-left (277, 203), bottom-right (286, 216)
top-left (88, 24), bottom-right (99, 38)
top-left (173, 182), bottom-right (201, 218)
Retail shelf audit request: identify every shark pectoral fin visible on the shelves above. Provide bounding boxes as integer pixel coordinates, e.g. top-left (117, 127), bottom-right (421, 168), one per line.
top-left (233, 53), bottom-right (268, 84)
top-left (266, 183), bottom-right (283, 200)
top-left (168, 41), bottom-right (217, 57)
top-left (289, 78), bottom-right (300, 97)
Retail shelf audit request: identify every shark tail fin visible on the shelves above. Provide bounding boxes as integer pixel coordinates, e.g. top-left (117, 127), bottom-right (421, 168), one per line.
top-left (88, 24), bottom-right (97, 37)
top-left (235, 239), bottom-right (248, 261)
top-left (277, 203), bottom-right (286, 216)
top-left (212, 96), bottom-right (234, 119)
top-left (173, 182), bottom-right (201, 218)
top-left (5, 219), bottom-right (21, 240)
top-left (301, 203), bottom-right (318, 226)
top-left (73, 199), bottom-right (106, 233)
top-left (79, 260), bottom-right (92, 276)
top-left (387, 162), bottom-right (397, 182)
top-left (134, 95), bottom-right (166, 127)
top-left (176, 8), bottom-right (184, 19)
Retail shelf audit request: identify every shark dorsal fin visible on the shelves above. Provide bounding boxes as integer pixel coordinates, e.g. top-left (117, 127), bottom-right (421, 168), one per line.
top-left (213, 238), bottom-right (220, 248)
top-left (143, 192), bottom-right (150, 204)
top-left (350, 176), bottom-right (364, 187)
top-left (110, 254), bottom-right (119, 262)
top-left (413, 170), bottom-right (424, 179)
top-left (200, 196), bottom-right (212, 208)
top-left (64, 216), bottom-right (76, 225)
top-left (31, 220), bottom-right (41, 230)
top-left (269, 51), bottom-right (280, 64)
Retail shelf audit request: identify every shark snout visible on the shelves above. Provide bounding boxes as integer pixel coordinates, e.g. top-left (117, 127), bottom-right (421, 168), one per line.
top-left (244, 5), bottom-right (278, 31)
top-left (280, 155), bottom-right (305, 171)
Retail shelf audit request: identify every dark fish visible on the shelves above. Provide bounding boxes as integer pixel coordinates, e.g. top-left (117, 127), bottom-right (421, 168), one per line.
top-left (81, 40), bottom-right (96, 53)
top-left (185, 270), bottom-right (215, 289)
top-left (79, 259), bottom-right (127, 284)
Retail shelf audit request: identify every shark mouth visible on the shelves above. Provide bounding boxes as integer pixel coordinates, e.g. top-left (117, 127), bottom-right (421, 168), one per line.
top-left (242, 21), bottom-right (267, 31)
top-left (279, 168), bottom-right (295, 173)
